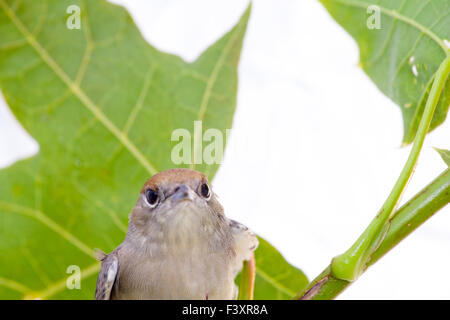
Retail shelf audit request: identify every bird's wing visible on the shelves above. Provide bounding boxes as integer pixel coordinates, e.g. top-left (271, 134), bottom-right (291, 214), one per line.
top-left (229, 219), bottom-right (259, 275)
top-left (94, 250), bottom-right (119, 300)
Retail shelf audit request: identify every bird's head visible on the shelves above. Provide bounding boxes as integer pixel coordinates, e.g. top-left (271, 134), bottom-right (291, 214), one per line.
top-left (130, 168), bottom-right (225, 234)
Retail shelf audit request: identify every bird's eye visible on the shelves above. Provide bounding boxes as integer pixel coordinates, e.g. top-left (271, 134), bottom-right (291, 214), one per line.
top-left (200, 183), bottom-right (211, 199)
top-left (145, 189), bottom-right (159, 207)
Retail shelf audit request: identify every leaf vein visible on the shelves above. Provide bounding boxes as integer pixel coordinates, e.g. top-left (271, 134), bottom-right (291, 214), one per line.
top-left (365, 0), bottom-right (407, 68)
top-left (0, 0), bottom-right (159, 176)
top-left (0, 276), bottom-right (31, 294)
top-left (35, 261), bottom-right (100, 299)
top-left (329, 0), bottom-right (449, 54)
top-left (190, 22), bottom-right (242, 170)
top-left (255, 267), bottom-right (296, 297)
top-left (0, 200), bottom-right (95, 259)
top-left (123, 67), bottom-right (153, 134)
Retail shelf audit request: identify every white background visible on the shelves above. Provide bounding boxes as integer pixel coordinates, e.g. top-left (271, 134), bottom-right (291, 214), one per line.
top-left (1, 0), bottom-right (449, 299)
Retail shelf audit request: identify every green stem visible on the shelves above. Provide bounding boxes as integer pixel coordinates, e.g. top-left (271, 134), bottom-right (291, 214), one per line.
top-left (369, 169), bottom-right (450, 264)
top-left (331, 55), bottom-right (450, 281)
top-left (238, 253), bottom-right (256, 300)
top-left (296, 168), bottom-right (450, 300)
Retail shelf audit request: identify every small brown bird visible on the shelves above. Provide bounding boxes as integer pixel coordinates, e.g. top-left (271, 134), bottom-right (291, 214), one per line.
top-left (95, 168), bottom-right (258, 300)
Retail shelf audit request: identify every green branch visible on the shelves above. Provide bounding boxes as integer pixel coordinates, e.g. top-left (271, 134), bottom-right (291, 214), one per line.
top-left (296, 168), bottom-right (450, 299)
top-left (331, 55), bottom-right (450, 281)
top-left (238, 253), bottom-right (256, 300)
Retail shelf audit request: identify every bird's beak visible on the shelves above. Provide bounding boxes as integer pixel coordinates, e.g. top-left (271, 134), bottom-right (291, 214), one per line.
top-left (170, 184), bottom-right (195, 204)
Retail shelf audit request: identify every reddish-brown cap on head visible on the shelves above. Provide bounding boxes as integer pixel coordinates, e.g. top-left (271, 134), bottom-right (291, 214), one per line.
top-left (141, 168), bottom-right (208, 193)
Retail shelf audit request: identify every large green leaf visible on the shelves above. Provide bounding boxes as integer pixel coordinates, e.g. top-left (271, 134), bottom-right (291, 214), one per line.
top-left (0, 0), bottom-right (253, 299)
top-left (253, 237), bottom-right (308, 300)
top-left (320, 0), bottom-right (450, 144)
top-left (0, 0), bottom-right (309, 301)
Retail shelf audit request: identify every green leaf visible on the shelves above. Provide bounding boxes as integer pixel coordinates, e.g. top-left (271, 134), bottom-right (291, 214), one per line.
top-left (0, 0), bottom-right (250, 299)
top-left (435, 148), bottom-right (450, 166)
top-left (319, 0), bottom-right (450, 145)
top-left (253, 237), bottom-right (309, 300)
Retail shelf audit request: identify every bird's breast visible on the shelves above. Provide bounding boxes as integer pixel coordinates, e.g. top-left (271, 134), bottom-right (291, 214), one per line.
top-left (114, 217), bottom-right (236, 299)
